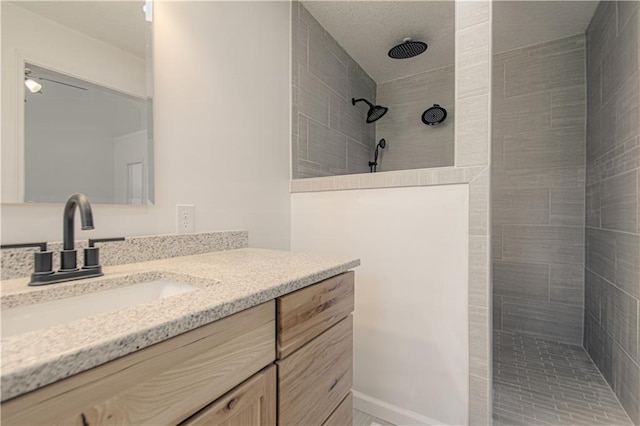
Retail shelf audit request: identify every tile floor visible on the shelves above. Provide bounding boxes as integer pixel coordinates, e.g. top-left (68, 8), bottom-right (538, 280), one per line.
top-left (353, 409), bottom-right (395, 426)
top-left (493, 331), bottom-right (633, 426)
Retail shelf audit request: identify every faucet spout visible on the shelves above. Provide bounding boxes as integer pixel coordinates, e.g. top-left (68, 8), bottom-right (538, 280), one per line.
top-left (63, 193), bottom-right (94, 251)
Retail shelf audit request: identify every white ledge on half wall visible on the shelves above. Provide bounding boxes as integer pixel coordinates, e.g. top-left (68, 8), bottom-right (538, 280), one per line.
top-left (290, 165), bottom-right (487, 193)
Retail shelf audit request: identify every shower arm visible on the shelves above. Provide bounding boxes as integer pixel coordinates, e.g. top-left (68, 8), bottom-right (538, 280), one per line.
top-left (352, 98), bottom-right (374, 108)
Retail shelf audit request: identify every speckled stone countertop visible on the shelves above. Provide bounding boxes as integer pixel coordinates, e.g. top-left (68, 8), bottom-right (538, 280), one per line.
top-left (1, 248), bottom-right (360, 401)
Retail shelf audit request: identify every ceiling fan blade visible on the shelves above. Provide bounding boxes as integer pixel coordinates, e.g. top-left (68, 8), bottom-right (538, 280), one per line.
top-left (36, 77), bottom-right (88, 91)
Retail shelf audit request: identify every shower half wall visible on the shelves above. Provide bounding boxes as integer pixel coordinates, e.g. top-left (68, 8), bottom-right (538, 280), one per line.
top-left (492, 34), bottom-right (587, 345)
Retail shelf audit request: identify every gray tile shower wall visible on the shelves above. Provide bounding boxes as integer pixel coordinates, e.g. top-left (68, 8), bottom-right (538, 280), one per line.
top-left (584, 2), bottom-right (640, 424)
top-left (375, 66), bottom-right (455, 172)
top-left (291, 2), bottom-right (377, 178)
top-left (492, 34), bottom-right (587, 345)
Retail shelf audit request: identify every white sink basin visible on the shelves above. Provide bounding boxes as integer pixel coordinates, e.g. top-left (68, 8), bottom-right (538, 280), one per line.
top-left (2, 280), bottom-right (197, 338)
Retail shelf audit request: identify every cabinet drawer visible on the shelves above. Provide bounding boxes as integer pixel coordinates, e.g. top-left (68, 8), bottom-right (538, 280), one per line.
top-left (181, 364), bottom-right (276, 426)
top-left (277, 271), bottom-right (354, 358)
top-left (323, 393), bottom-right (353, 426)
top-left (2, 301), bottom-right (276, 426)
top-left (277, 316), bottom-right (353, 426)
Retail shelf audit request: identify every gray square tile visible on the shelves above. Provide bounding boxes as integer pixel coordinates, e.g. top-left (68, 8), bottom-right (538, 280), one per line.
top-left (493, 260), bottom-right (549, 300)
top-left (503, 225), bottom-right (584, 265)
top-left (346, 137), bottom-right (372, 175)
top-left (493, 188), bottom-right (550, 225)
top-left (494, 295), bottom-right (503, 331)
top-left (615, 232), bottom-right (640, 299)
top-left (307, 119), bottom-right (347, 175)
top-left (297, 66), bottom-right (330, 125)
top-left (614, 69), bottom-right (640, 146)
top-left (504, 127), bottom-right (585, 171)
top-left (601, 7), bottom-right (638, 104)
top-left (549, 263), bottom-right (584, 305)
top-left (504, 48), bottom-right (585, 97)
top-left (550, 187), bottom-right (585, 226)
top-left (586, 228), bottom-right (617, 283)
top-left (613, 341), bottom-right (640, 425)
top-left (601, 170), bottom-right (638, 233)
top-left (586, 183), bottom-right (601, 227)
top-left (502, 297), bottom-right (583, 344)
top-left (308, 31), bottom-right (347, 95)
top-left (601, 281), bottom-right (638, 362)
top-left (585, 269), bottom-right (602, 321)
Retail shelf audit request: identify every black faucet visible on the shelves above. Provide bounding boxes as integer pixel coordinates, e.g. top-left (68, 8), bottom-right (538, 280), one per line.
top-left (28, 193), bottom-right (104, 286)
top-left (61, 193), bottom-right (95, 271)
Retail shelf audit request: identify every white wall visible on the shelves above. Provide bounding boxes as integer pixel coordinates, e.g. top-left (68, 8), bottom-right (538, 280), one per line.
top-left (1, 1), bottom-right (291, 249)
top-left (291, 185), bottom-right (469, 425)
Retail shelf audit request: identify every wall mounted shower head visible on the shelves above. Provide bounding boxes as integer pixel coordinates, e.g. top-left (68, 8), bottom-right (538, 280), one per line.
top-left (377, 139), bottom-right (386, 149)
top-left (421, 104), bottom-right (447, 126)
top-left (388, 37), bottom-right (428, 59)
top-left (352, 98), bottom-right (388, 123)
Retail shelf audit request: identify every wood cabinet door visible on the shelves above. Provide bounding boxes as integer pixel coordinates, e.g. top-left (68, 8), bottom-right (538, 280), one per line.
top-left (277, 317), bottom-right (353, 426)
top-left (1, 302), bottom-right (275, 426)
top-left (323, 393), bottom-right (353, 426)
top-left (181, 365), bottom-right (276, 426)
top-left (277, 271), bottom-right (354, 359)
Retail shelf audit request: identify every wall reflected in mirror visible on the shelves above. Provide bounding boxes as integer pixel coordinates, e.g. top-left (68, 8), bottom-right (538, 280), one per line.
top-left (1, 1), bottom-right (154, 205)
top-left (291, 1), bottom-right (455, 179)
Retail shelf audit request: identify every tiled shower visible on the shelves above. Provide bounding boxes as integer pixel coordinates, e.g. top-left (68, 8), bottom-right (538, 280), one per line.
top-left (492, 2), bottom-right (639, 425)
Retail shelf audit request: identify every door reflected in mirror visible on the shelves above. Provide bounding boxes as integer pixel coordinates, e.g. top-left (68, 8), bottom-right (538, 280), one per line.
top-left (1, 1), bottom-right (154, 205)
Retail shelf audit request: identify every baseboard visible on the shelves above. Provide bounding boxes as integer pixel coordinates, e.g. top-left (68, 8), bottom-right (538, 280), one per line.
top-left (352, 390), bottom-right (444, 426)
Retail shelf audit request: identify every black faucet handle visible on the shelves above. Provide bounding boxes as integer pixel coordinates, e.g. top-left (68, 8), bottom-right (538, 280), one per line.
top-left (88, 237), bottom-right (125, 248)
top-left (1, 243), bottom-right (54, 275)
top-left (1, 242), bottom-right (48, 251)
top-left (83, 247), bottom-right (100, 269)
top-left (84, 237), bottom-right (124, 269)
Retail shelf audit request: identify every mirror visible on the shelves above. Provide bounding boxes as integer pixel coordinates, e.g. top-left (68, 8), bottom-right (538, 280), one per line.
top-left (291, 1), bottom-right (455, 178)
top-left (1, 1), bottom-right (154, 205)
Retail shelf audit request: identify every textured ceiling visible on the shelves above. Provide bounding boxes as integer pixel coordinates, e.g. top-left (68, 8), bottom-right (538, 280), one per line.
top-left (493, 1), bottom-right (599, 54)
top-left (302, 1), bottom-right (599, 84)
top-left (13, 1), bottom-right (147, 58)
top-left (302, 1), bottom-right (455, 84)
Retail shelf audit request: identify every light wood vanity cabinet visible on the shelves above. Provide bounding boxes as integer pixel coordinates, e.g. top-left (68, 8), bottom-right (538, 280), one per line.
top-left (1, 271), bottom-right (355, 426)
top-left (180, 365), bottom-right (276, 426)
top-left (277, 271), bottom-right (355, 426)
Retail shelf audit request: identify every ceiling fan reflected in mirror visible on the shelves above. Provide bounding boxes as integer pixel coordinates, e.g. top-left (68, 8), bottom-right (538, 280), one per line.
top-left (24, 68), bottom-right (88, 95)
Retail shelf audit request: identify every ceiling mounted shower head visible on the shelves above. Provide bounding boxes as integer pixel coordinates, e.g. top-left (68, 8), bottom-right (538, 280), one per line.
top-left (388, 37), bottom-right (428, 59)
top-left (352, 98), bottom-right (388, 124)
top-left (421, 104), bottom-right (447, 126)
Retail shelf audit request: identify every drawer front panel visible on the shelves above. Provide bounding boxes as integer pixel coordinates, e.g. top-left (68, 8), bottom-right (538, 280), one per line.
top-left (180, 364), bottom-right (276, 426)
top-left (277, 316), bottom-right (353, 426)
top-left (323, 392), bottom-right (353, 426)
top-left (2, 302), bottom-right (276, 426)
top-left (277, 271), bottom-right (354, 358)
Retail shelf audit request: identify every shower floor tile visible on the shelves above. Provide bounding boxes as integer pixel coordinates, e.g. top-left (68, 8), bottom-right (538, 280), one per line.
top-left (493, 331), bottom-right (632, 426)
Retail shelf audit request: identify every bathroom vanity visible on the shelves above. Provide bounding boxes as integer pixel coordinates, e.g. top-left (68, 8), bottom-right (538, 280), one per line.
top-left (0, 240), bottom-right (358, 426)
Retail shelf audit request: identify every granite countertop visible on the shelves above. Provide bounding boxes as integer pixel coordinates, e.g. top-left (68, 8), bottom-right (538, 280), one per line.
top-left (1, 248), bottom-right (360, 401)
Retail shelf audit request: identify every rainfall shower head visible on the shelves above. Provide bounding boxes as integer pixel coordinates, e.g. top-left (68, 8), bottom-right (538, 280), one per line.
top-left (422, 104), bottom-right (447, 126)
top-left (388, 38), bottom-right (428, 59)
top-left (352, 98), bottom-right (388, 123)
